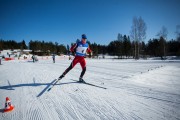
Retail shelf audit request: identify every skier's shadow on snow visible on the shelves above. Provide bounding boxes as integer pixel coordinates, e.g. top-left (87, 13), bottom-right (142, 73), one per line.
top-left (36, 79), bottom-right (57, 97)
top-left (37, 80), bottom-right (77, 97)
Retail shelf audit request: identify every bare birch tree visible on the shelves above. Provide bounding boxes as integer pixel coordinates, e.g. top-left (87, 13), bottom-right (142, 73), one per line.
top-left (156, 26), bottom-right (168, 58)
top-left (175, 25), bottom-right (180, 41)
top-left (130, 16), bottom-right (147, 59)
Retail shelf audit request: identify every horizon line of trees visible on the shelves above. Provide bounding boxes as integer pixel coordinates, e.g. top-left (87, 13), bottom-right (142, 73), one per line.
top-left (90, 34), bottom-right (180, 59)
top-left (0, 39), bottom-right (67, 56)
top-left (1, 35), bottom-right (180, 58)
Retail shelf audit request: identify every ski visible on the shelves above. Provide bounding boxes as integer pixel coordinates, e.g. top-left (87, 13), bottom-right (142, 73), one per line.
top-left (71, 79), bottom-right (107, 89)
top-left (81, 82), bottom-right (107, 89)
top-left (47, 78), bottom-right (62, 91)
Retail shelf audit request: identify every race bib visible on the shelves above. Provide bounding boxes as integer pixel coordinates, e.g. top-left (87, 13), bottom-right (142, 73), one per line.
top-left (76, 46), bottom-right (87, 54)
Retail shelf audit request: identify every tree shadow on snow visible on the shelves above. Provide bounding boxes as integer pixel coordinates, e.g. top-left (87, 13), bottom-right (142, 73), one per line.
top-left (0, 79), bottom-right (77, 97)
top-left (0, 80), bottom-right (55, 90)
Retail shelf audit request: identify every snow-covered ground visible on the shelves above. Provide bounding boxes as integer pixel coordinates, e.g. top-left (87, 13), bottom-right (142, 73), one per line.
top-left (0, 56), bottom-right (180, 120)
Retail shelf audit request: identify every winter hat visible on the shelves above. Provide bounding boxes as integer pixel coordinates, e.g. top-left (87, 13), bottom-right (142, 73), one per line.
top-left (82, 34), bottom-right (87, 39)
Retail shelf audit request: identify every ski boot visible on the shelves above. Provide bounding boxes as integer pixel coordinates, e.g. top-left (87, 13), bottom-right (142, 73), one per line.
top-left (58, 74), bottom-right (64, 80)
top-left (79, 77), bottom-right (85, 83)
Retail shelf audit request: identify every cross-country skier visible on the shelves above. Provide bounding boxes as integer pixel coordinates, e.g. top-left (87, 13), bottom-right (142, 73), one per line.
top-left (58, 34), bottom-right (92, 82)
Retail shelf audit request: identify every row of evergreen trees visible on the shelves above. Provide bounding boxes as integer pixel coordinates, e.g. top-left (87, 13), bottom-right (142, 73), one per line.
top-left (0, 40), bottom-right (27, 50)
top-left (0, 39), bottom-right (67, 55)
top-left (90, 35), bottom-right (180, 59)
top-left (1, 36), bottom-right (180, 58)
top-left (29, 40), bottom-right (66, 55)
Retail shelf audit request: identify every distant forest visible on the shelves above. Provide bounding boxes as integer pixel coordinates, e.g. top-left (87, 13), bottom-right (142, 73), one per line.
top-left (0, 35), bottom-right (180, 59)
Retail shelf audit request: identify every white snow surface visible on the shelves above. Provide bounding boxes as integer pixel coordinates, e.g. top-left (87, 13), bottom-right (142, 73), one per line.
top-left (0, 56), bottom-right (180, 120)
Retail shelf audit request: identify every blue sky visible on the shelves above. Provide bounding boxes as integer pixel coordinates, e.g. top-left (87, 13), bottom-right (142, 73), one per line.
top-left (0, 0), bottom-right (180, 46)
